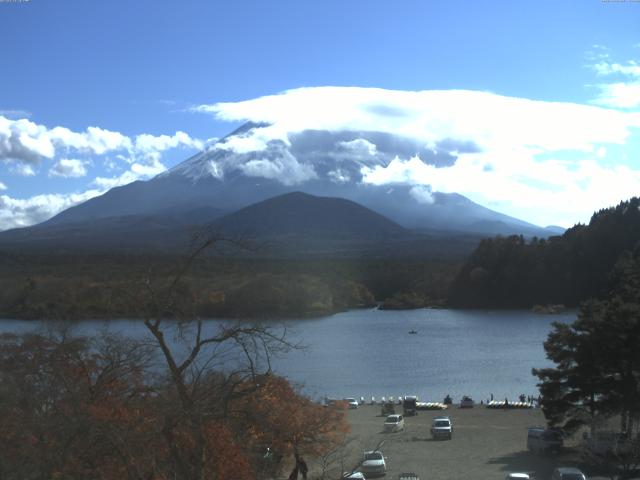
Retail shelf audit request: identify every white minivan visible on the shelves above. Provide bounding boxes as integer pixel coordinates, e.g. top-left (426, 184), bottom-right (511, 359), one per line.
top-left (384, 414), bottom-right (405, 432)
top-left (431, 416), bottom-right (453, 440)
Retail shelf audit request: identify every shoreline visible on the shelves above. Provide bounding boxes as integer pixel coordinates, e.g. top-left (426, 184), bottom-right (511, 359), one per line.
top-left (0, 304), bottom-right (578, 322)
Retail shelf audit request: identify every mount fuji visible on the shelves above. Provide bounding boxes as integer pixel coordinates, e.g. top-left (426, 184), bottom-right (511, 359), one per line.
top-left (0, 123), bottom-right (562, 253)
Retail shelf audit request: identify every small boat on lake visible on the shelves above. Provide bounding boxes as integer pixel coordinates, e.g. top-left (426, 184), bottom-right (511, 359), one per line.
top-left (408, 330), bottom-right (418, 334)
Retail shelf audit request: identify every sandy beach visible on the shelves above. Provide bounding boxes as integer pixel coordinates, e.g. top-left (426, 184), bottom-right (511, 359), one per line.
top-left (312, 403), bottom-right (608, 480)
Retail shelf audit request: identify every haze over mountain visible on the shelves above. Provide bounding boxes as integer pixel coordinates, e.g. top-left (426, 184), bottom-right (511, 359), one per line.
top-left (12, 121), bottom-right (562, 252)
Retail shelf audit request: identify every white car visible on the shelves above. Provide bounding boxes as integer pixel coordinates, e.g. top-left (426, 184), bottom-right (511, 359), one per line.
top-left (343, 472), bottom-right (366, 479)
top-left (361, 450), bottom-right (386, 477)
top-left (345, 398), bottom-right (359, 409)
top-left (384, 414), bottom-right (405, 432)
top-left (431, 416), bottom-right (453, 440)
top-left (506, 474), bottom-right (531, 480)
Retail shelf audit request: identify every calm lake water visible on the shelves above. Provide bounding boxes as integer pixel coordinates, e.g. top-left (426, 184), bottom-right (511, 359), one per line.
top-left (0, 308), bottom-right (574, 404)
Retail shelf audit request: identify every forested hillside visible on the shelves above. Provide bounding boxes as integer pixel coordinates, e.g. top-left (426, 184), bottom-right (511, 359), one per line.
top-left (0, 253), bottom-right (457, 320)
top-left (448, 197), bottom-right (640, 308)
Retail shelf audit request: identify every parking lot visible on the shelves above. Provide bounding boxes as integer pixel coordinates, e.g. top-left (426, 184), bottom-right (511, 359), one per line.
top-left (324, 404), bottom-right (600, 480)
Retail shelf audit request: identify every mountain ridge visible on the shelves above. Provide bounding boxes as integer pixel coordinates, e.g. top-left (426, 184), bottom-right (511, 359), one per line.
top-left (3, 122), bottom-right (565, 252)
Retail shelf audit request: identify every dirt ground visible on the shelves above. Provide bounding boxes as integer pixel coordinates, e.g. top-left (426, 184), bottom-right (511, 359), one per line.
top-left (312, 404), bottom-right (609, 480)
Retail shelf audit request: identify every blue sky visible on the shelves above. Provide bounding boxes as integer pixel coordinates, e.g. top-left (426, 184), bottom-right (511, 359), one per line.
top-left (1, 0), bottom-right (640, 229)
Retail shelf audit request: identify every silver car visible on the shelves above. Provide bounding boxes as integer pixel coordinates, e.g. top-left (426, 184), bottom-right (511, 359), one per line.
top-left (360, 450), bottom-right (386, 477)
top-left (430, 416), bottom-right (453, 440)
top-left (551, 467), bottom-right (587, 480)
top-left (384, 414), bottom-right (405, 432)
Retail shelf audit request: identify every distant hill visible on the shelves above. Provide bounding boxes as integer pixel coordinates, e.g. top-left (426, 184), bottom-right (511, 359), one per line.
top-left (448, 197), bottom-right (640, 308)
top-left (214, 191), bottom-right (406, 238)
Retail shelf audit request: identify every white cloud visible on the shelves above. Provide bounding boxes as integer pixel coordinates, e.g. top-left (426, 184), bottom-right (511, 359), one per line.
top-left (0, 181), bottom-right (6, 191)
top-left (1, 150), bottom-right (178, 230)
top-left (0, 115), bottom-right (203, 169)
top-left (92, 171), bottom-right (140, 190)
top-left (0, 116), bottom-right (55, 163)
top-left (195, 86), bottom-right (640, 226)
top-left (12, 163), bottom-right (36, 176)
top-left (0, 115), bottom-right (206, 228)
top-left (0, 109), bottom-right (31, 119)
top-left (409, 185), bottom-right (435, 205)
top-left (338, 138), bottom-right (378, 157)
top-left (47, 126), bottom-right (133, 155)
top-left (50, 159), bottom-right (87, 178)
top-left (238, 148), bottom-right (317, 186)
top-left (93, 155), bottom-right (168, 190)
top-left (592, 82), bottom-right (640, 109)
top-left (592, 60), bottom-right (640, 78)
top-left (588, 52), bottom-right (640, 109)
top-left (199, 87), bottom-right (640, 153)
top-left (327, 169), bottom-right (351, 183)
top-left (217, 131), bottom-right (271, 154)
top-left (0, 189), bottom-right (102, 230)
top-left (135, 131), bottom-right (203, 153)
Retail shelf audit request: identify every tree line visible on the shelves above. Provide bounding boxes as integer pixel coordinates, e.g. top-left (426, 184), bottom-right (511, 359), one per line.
top-left (448, 197), bottom-right (640, 308)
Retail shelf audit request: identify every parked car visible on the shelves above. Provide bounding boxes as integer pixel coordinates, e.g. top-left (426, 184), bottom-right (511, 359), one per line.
top-left (345, 398), bottom-right (359, 409)
top-left (527, 426), bottom-right (563, 454)
top-left (381, 402), bottom-right (396, 416)
top-left (361, 450), bottom-right (386, 477)
top-left (403, 395), bottom-right (418, 416)
top-left (505, 474), bottom-right (532, 480)
top-left (460, 395), bottom-right (475, 408)
top-left (343, 472), bottom-right (366, 479)
top-left (431, 416), bottom-right (453, 440)
top-left (551, 467), bottom-right (587, 480)
top-left (384, 414), bottom-right (405, 432)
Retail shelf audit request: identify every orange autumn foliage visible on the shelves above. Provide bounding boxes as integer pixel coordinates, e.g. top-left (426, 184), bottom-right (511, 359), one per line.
top-left (235, 374), bottom-right (350, 458)
top-left (0, 332), bottom-right (349, 480)
top-left (203, 421), bottom-right (254, 480)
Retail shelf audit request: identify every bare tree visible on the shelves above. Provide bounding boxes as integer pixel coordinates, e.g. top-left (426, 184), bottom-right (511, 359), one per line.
top-left (314, 435), bottom-right (358, 480)
top-left (133, 230), bottom-right (297, 479)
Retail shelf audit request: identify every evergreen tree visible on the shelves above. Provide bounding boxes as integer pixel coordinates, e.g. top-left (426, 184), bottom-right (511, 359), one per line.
top-left (533, 247), bottom-right (640, 435)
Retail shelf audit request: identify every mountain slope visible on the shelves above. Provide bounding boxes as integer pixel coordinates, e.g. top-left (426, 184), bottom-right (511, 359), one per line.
top-left (0, 190), bottom-right (488, 260)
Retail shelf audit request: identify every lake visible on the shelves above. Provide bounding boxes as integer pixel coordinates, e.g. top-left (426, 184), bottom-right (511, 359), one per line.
top-left (0, 308), bottom-right (574, 404)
